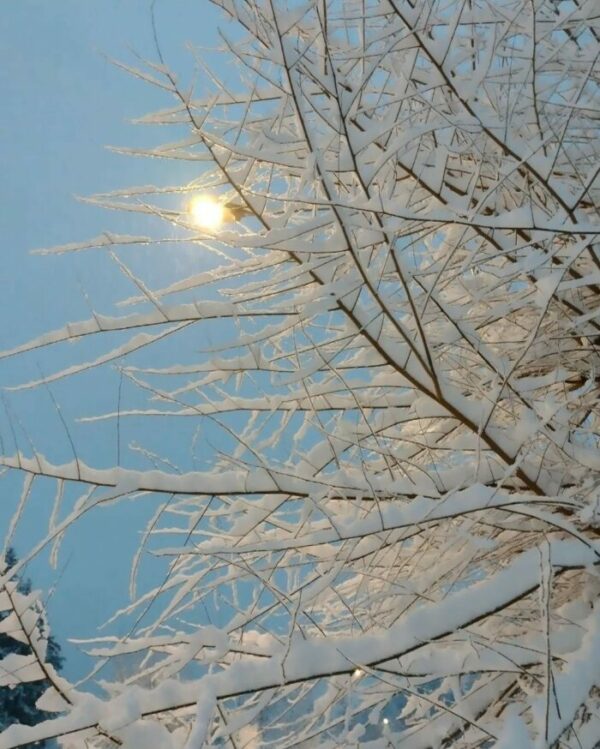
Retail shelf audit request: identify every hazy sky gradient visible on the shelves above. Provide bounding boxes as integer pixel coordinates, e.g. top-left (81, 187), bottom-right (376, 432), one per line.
top-left (1, 0), bottom-right (227, 682)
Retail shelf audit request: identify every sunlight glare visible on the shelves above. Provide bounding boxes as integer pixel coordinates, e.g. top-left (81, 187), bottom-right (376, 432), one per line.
top-left (189, 195), bottom-right (226, 230)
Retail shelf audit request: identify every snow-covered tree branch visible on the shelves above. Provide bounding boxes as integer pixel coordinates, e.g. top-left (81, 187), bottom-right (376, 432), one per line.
top-left (1, 0), bottom-right (599, 746)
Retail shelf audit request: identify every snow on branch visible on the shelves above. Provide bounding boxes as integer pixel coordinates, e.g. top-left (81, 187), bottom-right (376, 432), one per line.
top-left (2, 0), bottom-right (600, 746)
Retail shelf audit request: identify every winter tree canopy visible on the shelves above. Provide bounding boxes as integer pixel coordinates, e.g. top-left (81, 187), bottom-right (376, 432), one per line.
top-left (1, 0), bottom-right (599, 746)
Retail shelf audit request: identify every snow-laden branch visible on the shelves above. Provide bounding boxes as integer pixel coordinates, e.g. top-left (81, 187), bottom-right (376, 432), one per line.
top-left (2, 0), bottom-right (599, 745)
top-left (0, 538), bottom-right (597, 749)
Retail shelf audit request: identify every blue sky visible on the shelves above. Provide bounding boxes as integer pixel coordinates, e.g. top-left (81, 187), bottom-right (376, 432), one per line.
top-left (1, 0), bottom-right (228, 683)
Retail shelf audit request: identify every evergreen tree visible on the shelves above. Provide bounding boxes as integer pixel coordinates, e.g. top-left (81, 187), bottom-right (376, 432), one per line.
top-left (0, 549), bottom-right (63, 748)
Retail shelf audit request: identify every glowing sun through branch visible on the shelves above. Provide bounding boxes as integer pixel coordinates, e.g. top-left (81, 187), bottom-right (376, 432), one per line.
top-left (189, 195), bottom-right (227, 230)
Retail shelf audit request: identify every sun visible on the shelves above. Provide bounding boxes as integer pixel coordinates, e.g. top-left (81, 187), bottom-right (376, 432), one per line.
top-left (188, 195), bottom-right (226, 230)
